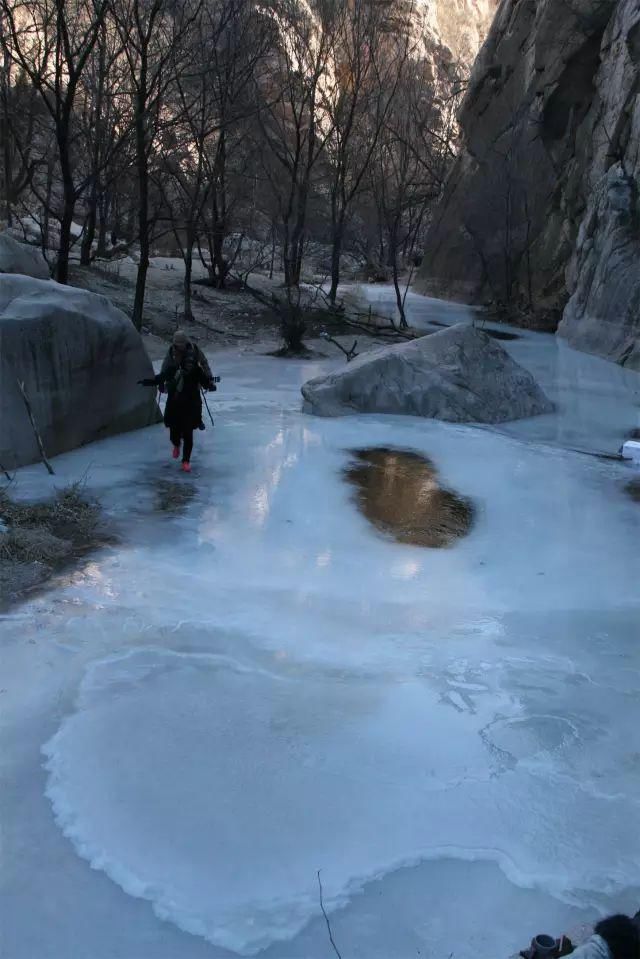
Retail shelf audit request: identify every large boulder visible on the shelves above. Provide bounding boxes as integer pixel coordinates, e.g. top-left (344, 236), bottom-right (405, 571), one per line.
top-left (0, 274), bottom-right (161, 470)
top-left (301, 324), bottom-right (553, 422)
top-left (0, 231), bottom-right (50, 280)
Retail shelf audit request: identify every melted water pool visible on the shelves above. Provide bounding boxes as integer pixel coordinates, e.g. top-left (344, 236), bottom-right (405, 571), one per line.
top-left (345, 447), bottom-right (474, 548)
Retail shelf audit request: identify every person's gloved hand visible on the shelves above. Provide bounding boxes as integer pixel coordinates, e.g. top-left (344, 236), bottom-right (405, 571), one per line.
top-left (207, 379), bottom-right (217, 392)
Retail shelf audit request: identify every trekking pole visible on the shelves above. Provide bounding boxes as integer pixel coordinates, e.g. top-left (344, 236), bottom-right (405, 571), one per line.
top-left (201, 388), bottom-right (215, 427)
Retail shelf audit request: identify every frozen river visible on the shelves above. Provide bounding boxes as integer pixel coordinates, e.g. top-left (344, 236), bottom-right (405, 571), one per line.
top-left (1, 292), bottom-right (639, 958)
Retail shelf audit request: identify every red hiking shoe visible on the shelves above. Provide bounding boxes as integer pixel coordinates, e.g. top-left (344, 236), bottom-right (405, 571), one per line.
top-left (172, 446), bottom-right (180, 459)
top-left (181, 461), bottom-right (191, 473)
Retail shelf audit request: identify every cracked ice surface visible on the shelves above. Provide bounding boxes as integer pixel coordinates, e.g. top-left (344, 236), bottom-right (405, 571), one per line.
top-left (2, 319), bottom-right (640, 959)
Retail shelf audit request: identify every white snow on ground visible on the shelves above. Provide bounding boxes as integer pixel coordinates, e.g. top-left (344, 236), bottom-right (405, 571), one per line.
top-left (1, 303), bottom-right (640, 959)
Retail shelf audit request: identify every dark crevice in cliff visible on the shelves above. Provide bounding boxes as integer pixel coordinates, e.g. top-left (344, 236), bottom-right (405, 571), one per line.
top-left (541, 31), bottom-right (604, 144)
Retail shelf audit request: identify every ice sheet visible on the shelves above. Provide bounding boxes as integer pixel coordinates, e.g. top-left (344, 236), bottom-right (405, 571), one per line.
top-left (43, 641), bottom-right (640, 955)
top-left (2, 331), bottom-right (640, 959)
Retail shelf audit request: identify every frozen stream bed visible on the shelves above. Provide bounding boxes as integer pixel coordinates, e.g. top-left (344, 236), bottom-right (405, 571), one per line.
top-left (1, 294), bottom-right (640, 959)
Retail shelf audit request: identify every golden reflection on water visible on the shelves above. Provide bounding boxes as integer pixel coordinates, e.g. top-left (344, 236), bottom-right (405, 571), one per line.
top-left (345, 448), bottom-right (474, 549)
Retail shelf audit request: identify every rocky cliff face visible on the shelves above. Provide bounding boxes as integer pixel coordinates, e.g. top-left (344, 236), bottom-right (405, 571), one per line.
top-left (417, 0), bottom-right (640, 368)
top-left (385, 0), bottom-right (499, 62)
top-left (420, 0), bottom-right (500, 61)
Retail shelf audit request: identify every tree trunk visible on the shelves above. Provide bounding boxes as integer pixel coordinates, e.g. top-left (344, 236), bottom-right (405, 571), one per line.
top-left (56, 143), bottom-right (76, 284)
top-left (390, 225), bottom-right (407, 329)
top-left (293, 233), bottom-right (304, 286)
top-left (1, 42), bottom-right (12, 226)
top-left (289, 191), bottom-right (309, 287)
top-left (97, 192), bottom-right (109, 257)
top-left (203, 234), bottom-right (216, 283)
top-left (211, 132), bottom-right (227, 288)
top-left (132, 236), bottom-right (149, 330)
top-left (183, 231), bottom-right (193, 320)
top-left (81, 25), bottom-right (106, 268)
top-left (289, 201), bottom-right (306, 287)
top-left (1, 105), bottom-right (11, 226)
top-left (56, 196), bottom-right (75, 284)
top-left (269, 223), bottom-right (276, 280)
top-left (132, 82), bottom-right (149, 330)
top-left (212, 225), bottom-right (226, 289)
top-left (80, 191), bottom-right (97, 265)
top-left (55, 96), bottom-right (78, 284)
top-left (282, 221), bottom-right (294, 287)
top-left (42, 162), bottom-right (54, 253)
top-left (328, 214), bottom-right (344, 305)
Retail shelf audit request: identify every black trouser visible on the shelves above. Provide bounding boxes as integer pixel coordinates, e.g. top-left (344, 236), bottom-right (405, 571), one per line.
top-left (170, 426), bottom-right (194, 463)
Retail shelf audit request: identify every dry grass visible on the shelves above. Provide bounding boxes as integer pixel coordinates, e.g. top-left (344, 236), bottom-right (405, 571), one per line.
top-left (153, 479), bottom-right (197, 514)
top-left (0, 483), bottom-right (105, 606)
top-left (0, 483), bottom-right (101, 557)
top-left (1, 527), bottom-right (72, 565)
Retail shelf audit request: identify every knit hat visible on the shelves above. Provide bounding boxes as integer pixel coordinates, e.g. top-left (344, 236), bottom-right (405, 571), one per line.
top-left (173, 329), bottom-right (189, 347)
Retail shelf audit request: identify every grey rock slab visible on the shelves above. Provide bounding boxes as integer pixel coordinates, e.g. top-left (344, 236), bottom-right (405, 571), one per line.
top-left (0, 274), bottom-right (161, 469)
top-left (302, 323), bottom-right (553, 423)
top-left (0, 232), bottom-right (50, 280)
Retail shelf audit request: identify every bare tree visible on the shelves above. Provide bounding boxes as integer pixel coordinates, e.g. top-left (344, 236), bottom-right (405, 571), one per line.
top-left (322, 0), bottom-right (410, 304)
top-left (112, 0), bottom-right (203, 328)
top-left (0, 47), bottom-right (45, 228)
top-left (1, 0), bottom-right (111, 282)
top-left (255, 0), bottom-right (335, 290)
top-left (370, 54), bottom-right (463, 326)
top-left (76, 20), bottom-right (132, 264)
top-left (157, 0), bottom-right (272, 320)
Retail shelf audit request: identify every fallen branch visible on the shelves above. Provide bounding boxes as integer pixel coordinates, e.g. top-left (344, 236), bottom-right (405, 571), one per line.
top-left (338, 313), bottom-right (415, 340)
top-left (321, 332), bottom-right (359, 362)
top-left (317, 871), bottom-right (343, 959)
top-left (16, 379), bottom-right (54, 475)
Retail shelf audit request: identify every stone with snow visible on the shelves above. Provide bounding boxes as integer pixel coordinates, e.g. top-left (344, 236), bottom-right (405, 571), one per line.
top-left (0, 231), bottom-right (50, 280)
top-left (301, 323), bottom-right (553, 422)
top-left (0, 274), bottom-right (160, 470)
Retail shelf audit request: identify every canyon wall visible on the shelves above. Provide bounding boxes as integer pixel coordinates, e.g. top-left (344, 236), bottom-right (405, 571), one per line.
top-left (417, 0), bottom-right (640, 368)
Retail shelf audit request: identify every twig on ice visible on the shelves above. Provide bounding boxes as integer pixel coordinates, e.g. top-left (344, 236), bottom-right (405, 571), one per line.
top-left (16, 379), bottom-right (55, 475)
top-left (321, 332), bottom-right (359, 362)
top-left (317, 870), bottom-right (343, 959)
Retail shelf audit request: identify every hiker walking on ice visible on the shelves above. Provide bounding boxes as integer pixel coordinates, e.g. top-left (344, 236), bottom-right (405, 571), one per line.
top-left (139, 330), bottom-right (216, 472)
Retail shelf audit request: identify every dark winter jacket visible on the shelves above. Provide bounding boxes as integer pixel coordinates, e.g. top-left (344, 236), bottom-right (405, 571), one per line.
top-left (156, 343), bottom-right (214, 430)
